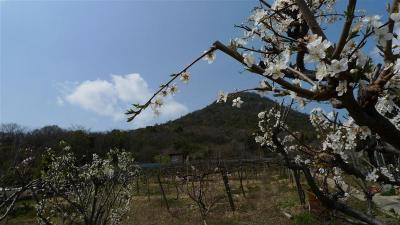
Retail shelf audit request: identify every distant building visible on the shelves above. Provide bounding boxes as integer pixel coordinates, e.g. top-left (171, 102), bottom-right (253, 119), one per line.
top-left (168, 152), bottom-right (187, 164)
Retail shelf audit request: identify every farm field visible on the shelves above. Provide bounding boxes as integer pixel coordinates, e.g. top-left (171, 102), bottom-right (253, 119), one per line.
top-left (2, 165), bottom-right (399, 225)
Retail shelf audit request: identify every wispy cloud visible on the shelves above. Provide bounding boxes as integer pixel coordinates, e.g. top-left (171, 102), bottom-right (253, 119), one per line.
top-left (58, 73), bottom-right (188, 127)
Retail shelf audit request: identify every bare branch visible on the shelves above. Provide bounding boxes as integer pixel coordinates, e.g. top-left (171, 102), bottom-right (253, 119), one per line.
top-left (333, 0), bottom-right (357, 59)
top-left (384, 0), bottom-right (400, 62)
top-left (294, 0), bottom-right (328, 40)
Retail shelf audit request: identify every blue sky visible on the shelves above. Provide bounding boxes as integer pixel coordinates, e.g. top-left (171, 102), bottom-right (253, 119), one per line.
top-left (0, 0), bottom-right (388, 131)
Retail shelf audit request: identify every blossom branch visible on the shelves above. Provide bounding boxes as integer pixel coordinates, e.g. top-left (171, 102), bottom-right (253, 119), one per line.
top-left (125, 46), bottom-right (217, 122)
top-left (302, 168), bottom-right (385, 225)
top-left (332, 0), bottom-right (357, 59)
top-left (341, 91), bottom-right (400, 151)
top-left (213, 41), bottom-right (334, 100)
top-left (294, 0), bottom-right (328, 40)
top-left (384, 0), bottom-right (400, 62)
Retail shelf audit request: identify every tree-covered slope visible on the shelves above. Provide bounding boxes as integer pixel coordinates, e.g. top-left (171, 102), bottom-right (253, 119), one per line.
top-left (1, 93), bottom-right (315, 164)
top-left (127, 92), bottom-right (314, 161)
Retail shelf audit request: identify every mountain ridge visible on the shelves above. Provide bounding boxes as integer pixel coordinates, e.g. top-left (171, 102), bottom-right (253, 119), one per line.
top-left (1, 92), bottom-right (315, 165)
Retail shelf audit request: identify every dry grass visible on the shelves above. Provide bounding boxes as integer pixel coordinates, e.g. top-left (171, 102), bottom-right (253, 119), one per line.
top-left (0, 167), bottom-right (325, 225)
top-left (124, 168), bottom-right (298, 225)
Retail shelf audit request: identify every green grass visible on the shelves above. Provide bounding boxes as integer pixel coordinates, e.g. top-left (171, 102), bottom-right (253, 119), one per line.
top-left (293, 212), bottom-right (317, 225)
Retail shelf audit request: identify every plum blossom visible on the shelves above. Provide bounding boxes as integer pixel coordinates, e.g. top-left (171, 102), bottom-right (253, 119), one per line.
top-left (255, 135), bottom-right (266, 146)
top-left (203, 51), bottom-right (216, 64)
top-left (168, 84), bottom-right (178, 95)
top-left (355, 51), bottom-right (369, 67)
top-left (390, 13), bottom-right (400, 24)
top-left (305, 35), bottom-right (332, 63)
top-left (160, 89), bottom-right (169, 97)
top-left (316, 64), bottom-right (328, 81)
top-left (294, 155), bottom-right (302, 165)
top-left (243, 53), bottom-right (255, 67)
top-left (230, 38), bottom-right (247, 49)
top-left (350, 69), bottom-right (358, 74)
top-left (251, 9), bottom-right (267, 25)
top-left (258, 111), bottom-right (266, 119)
top-left (263, 60), bottom-right (287, 79)
top-left (328, 58), bottom-right (348, 76)
top-left (259, 80), bottom-right (269, 89)
top-left (38, 147), bottom-right (139, 225)
top-left (151, 97), bottom-right (164, 115)
top-left (374, 27), bottom-right (394, 46)
top-left (263, 51), bottom-right (289, 79)
top-left (292, 79), bottom-right (301, 87)
top-left (154, 97), bottom-right (163, 107)
top-left (380, 167), bottom-right (395, 181)
top-left (180, 71), bottom-right (190, 83)
top-left (366, 168), bottom-right (379, 182)
top-left (336, 80), bottom-right (348, 96)
top-left (375, 96), bottom-right (400, 130)
top-left (394, 58), bottom-right (400, 73)
top-left (351, 21), bottom-right (364, 33)
top-left (232, 97), bottom-right (244, 108)
top-left (216, 90), bottom-right (228, 103)
top-left (362, 15), bottom-right (383, 28)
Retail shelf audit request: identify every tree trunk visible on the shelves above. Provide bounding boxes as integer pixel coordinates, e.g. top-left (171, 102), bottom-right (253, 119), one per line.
top-left (157, 174), bottom-right (170, 212)
top-left (221, 169), bottom-right (235, 212)
top-left (293, 169), bottom-right (306, 205)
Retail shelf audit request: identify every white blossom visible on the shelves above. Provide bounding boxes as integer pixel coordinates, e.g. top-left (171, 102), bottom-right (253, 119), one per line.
top-left (233, 38), bottom-right (247, 47)
top-left (292, 78), bottom-right (301, 87)
top-left (394, 58), bottom-right (400, 73)
top-left (316, 64), bottom-right (328, 81)
top-left (305, 35), bottom-right (332, 63)
top-left (366, 168), bottom-right (379, 182)
top-left (380, 167), bottom-right (395, 181)
top-left (232, 97), bottom-right (244, 108)
top-left (390, 13), bottom-right (400, 24)
top-left (374, 27), bottom-right (394, 46)
top-left (168, 84), bottom-right (178, 95)
top-left (258, 111), bottom-right (266, 119)
top-left (362, 15), bottom-right (383, 28)
top-left (263, 51), bottom-right (289, 79)
top-left (336, 80), bottom-right (348, 96)
top-left (151, 97), bottom-right (164, 115)
top-left (294, 155), bottom-right (302, 165)
top-left (216, 90), bottom-right (228, 103)
top-left (153, 97), bottom-right (163, 108)
top-left (203, 51), bottom-right (216, 64)
top-left (355, 51), bottom-right (369, 67)
top-left (259, 80), bottom-right (269, 89)
top-left (328, 58), bottom-right (348, 76)
top-left (243, 53), bottom-right (255, 67)
top-left (180, 71), bottom-right (190, 83)
top-left (252, 9), bottom-right (267, 25)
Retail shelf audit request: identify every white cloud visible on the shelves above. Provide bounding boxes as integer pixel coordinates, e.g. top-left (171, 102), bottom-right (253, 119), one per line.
top-left (59, 73), bottom-right (188, 127)
top-left (56, 96), bottom-right (64, 106)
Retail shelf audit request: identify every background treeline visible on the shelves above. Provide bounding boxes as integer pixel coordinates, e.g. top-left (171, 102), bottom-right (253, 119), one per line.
top-left (0, 93), bottom-right (315, 177)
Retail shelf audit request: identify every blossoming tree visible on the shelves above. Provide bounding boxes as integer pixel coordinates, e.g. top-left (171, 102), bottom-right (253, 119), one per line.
top-left (126, 0), bottom-right (400, 224)
top-left (35, 145), bottom-right (140, 225)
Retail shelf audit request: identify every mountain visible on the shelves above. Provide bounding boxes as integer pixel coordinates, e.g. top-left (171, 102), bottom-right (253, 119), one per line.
top-left (126, 92), bottom-right (315, 161)
top-left (0, 93), bottom-right (315, 165)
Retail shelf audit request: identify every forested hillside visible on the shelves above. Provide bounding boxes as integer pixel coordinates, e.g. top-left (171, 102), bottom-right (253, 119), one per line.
top-left (0, 93), bottom-right (314, 166)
